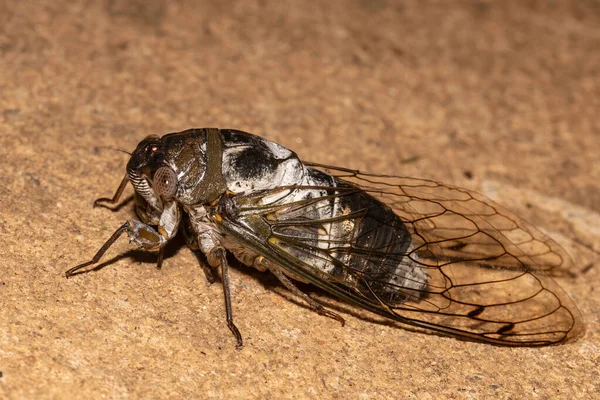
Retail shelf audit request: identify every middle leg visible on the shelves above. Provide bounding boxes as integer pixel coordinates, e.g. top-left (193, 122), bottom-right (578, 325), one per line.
top-left (256, 257), bottom-right (346, 326)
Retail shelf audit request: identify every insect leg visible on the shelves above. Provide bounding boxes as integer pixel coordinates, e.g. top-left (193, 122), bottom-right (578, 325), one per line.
top-left (207, 247), bottom-right (244, 349)
top-left (181, 218), bottom-right (217, 283)
top-left (156, 247), bottom-right (165, 270)
top-left (66, 220), bottom-right (168, 277)
top-left (93, 174), bottom-right (129, 208)
top-left (265, 261), bottom-right (346, 327)
top-left (198, 258), bottom-right (218, 284)
top-left (65, 222), bottom-right (130, 277)
top-left (148, 201), bottom-right (181, 270)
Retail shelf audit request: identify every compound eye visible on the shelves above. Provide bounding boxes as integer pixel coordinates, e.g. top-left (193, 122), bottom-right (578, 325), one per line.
top-left (153, 166), bottom-right (178, 199)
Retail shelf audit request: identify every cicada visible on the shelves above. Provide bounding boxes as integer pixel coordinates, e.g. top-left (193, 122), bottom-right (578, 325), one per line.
top-left (67, 128), bottom-right (584, 347)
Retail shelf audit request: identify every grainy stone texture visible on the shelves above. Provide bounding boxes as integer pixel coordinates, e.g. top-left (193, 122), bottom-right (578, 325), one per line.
top-left (1, 1), bottom-right (599, 399)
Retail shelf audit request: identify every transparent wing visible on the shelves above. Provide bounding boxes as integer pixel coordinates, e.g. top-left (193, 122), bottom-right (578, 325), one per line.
top-left (308, 162), bottom-right (574, 276)
top-left (217, 162), bottom-right (584, 346)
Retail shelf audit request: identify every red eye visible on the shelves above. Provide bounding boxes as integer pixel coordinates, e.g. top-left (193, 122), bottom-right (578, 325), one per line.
top-left (153, 166), bottom-right (178, 199)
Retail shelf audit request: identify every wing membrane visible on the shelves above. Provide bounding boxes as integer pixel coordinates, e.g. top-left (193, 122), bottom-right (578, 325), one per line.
top-left (217, 163), bottom-right (583, 346)
top-left (308, 162), bottom-right (572, 274)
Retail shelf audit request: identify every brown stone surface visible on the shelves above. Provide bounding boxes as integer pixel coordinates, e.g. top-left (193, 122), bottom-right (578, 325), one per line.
top-left (1, 1), bottom-right (599, 399)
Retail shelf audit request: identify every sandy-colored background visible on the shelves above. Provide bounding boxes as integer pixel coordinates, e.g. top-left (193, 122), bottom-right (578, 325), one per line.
top-left (1, 1), bottom-right (599, 399)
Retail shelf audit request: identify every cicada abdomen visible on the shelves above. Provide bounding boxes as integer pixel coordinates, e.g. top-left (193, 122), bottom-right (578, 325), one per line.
top-left (232, 168), bottom-right (426, 306)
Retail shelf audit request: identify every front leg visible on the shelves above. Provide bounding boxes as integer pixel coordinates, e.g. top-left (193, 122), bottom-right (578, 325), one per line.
top-left (129, 200), bottom-right (181, 270)
top-left (65, 219), bottom-right (168, 277)
top-left (68, 197), bottom-right (182, 276)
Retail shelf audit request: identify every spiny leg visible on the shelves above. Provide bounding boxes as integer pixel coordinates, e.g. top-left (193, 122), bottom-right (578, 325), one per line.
top-left (66, 222), bottom-right (130, 277)
top-left (93, 174), bottom-right (129, 207)
top-left (199, 261), bottom-right (218, 284)
top-left (182, 220), bottom-right (217, 284)
top-left (190, 248), bottom-right (218, 284)
top-left (156, 246), bottom-right (165, 270)
top-left (265, 261), bottom-right (346, 326)
top-left (208, 247), bottom-right (243, 349)
top-left (66, 220), bottom-right (167, 277)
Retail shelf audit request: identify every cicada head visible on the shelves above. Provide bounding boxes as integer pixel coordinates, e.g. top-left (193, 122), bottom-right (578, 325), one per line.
top-left (127, 134), bottom-right (181, 214)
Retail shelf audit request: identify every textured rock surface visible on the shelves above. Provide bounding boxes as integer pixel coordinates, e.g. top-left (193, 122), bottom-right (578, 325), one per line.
top-left (1, 1), bottom-right (598, 399)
